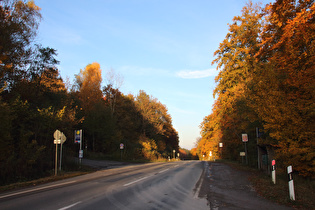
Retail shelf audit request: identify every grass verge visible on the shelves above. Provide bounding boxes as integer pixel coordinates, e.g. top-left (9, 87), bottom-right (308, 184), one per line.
top-left (221, 160), bottom-right (315, 210)
top-left (0, 166), bottom-right (95, 193)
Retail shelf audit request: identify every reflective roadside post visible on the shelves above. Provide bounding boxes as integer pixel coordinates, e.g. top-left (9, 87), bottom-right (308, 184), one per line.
top-left (287, 165), bottom-right (295, 200)
top-left (271, 160), bottom-right (276, 184)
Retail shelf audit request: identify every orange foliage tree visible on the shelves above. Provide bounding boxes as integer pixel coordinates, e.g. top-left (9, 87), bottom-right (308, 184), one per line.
top-left (198, 1), bottom-right (262, 164)
top-left (250, 0), bottom-right (315, 176)
top-left (198, 0), bottom-right (314, 177)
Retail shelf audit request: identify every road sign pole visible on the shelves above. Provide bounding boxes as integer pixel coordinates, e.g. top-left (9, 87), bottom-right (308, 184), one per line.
top-left (120, 143), bottom-right (124, 160)
top-left (256, 127), bottom-right (260, 169)
top-left (242, 134), bottom-right (248, 165)
top-left (244, 142), bottom-right (248, 165)
top-left (79, 129), bottom-right (83, 165)
top-left (59, 143), bottom-right (63, 171)
top-left (55, 142), bottom-right (58, 176)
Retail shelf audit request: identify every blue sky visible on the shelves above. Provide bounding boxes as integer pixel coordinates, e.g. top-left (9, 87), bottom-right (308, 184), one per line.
top-left (36, 0), bottom-right (273, 150)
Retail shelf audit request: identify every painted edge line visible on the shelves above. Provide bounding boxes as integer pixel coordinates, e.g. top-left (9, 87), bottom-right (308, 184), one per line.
top-left (0, 180), bottom-right (77, 199)
top-left (158, 168), bottom-right (169, 174)
top-left (123, 176), bottom-right (149, 187)
top-left (58, 201), bottom-right (82, 210)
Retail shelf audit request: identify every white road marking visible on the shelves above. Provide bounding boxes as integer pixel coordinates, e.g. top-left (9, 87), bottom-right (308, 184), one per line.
top-left (158, 168), bottom-right (169, 173)
top-left (123, 176), bottom-right (150, 187)
top-left (174, 164), bottom-right (179, 168)
top-left (0, 181), bottom-right (77, 199)
top-left (58, 201), bottom-right (82, 210)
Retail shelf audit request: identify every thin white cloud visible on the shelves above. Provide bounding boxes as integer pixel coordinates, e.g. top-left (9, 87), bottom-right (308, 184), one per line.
top-left (176, 68), bottom-right (218, 79)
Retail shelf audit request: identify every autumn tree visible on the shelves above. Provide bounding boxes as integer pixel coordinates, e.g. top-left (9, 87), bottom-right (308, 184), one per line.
top-left (108, 93), bottom-right (143, 159)
top-left (0, 0), bottom-right (81, 184)
top-left (103, 68), bottom-right (123, 115)
top-left (75, 62), bottom-right (103, 112)
top-left (199, 0), bottom-right (314, 177)
top-left (74, 62), bottom-right (105, 151)
top-left (135, 90), bottom-right (179, 159)
top-left (251, 0), bottom-right (315, 177)
top-left (205, 1), bottom-right (263, 164)
top-left (0, 0), bottom-right (41, 85)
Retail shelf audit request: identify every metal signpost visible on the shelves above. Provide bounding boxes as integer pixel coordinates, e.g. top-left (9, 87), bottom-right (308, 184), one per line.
top-left (75, 130), bottom-right (83, 164)
top-left (59, 132), bottom-right (66, 171)
top-left (53, 130), bottom-right (67, 175)
top-left (240, 151), bottom-right (246, 164)
top-left (53, 130), bottom-right (61, 176)
top-left (242, 134), bottom-right (248, 164)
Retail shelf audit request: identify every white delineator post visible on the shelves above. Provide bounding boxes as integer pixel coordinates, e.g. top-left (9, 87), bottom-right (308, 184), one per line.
top-left (287, 165), bottom-right (295, 200)
top-left (271, 160), bottom-right (276, 184)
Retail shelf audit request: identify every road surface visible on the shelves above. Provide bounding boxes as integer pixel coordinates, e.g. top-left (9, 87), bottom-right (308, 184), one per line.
top-left (0, 161), bottom-right (207, 209)
top-left (0, 161), bottom-right (292, 210)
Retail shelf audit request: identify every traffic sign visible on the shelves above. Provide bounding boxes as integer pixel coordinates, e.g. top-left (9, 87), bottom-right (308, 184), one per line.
top-left (54, 130), bottom-right (61, 140)
top-left (79, 150), bottom-right (83, 158)
top-left (60, 132), bottom-right (66, 144)
top-left (54, 139), bottom-right (61, 144)
top-left (75, 130), bottom-right (81, 143)
top-left (240, 152), bottom-right (246, 156)
top-left (242, 134), bottom-right (248, 142)
top-left (120, 143), bottom-right (124, 149)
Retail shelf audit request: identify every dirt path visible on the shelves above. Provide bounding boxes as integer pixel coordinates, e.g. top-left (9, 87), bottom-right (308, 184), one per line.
top-left (198, 162), bottom-right (293, 210)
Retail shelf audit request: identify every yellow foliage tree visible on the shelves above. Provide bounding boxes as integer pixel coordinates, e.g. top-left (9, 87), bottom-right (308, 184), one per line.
top-left (75, 62), bottom-right (103, 112)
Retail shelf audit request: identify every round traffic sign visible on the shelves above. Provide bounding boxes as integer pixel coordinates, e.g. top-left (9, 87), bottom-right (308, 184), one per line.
top-left (54, 130), bottom-right (61, 140)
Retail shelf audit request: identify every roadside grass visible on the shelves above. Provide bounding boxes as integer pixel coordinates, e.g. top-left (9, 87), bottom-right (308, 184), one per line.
top-left (221, 160), bottom-right (315, 210)
top-left (0, 164), bottom-right (95, 193)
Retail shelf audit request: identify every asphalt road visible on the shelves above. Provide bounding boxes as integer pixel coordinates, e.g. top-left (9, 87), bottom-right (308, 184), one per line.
top-left (0, 161), bottom-right (292, 210)
top-left (0, 161), bottom-right (208, 210)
